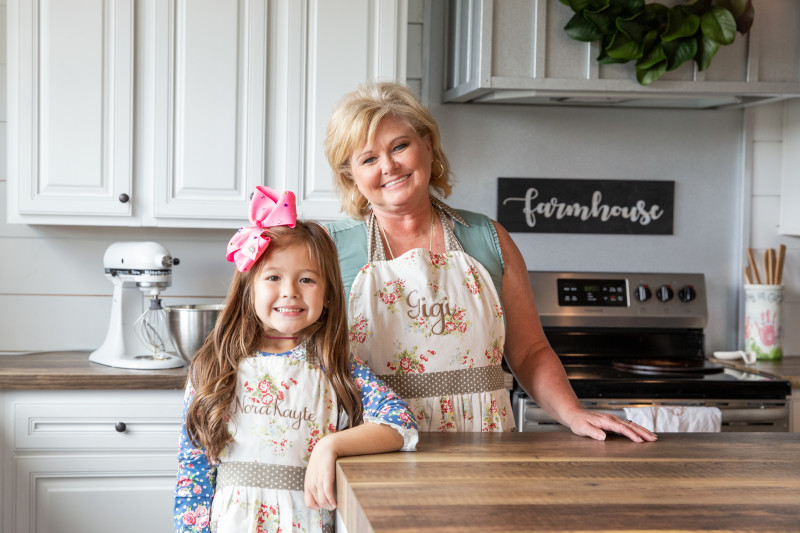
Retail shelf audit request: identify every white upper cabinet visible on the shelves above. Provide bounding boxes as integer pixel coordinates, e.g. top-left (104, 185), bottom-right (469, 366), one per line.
top-left (7, 0), bottom-right (408, 227)
top-left (7, 0), bottom-right (135, 219)
top-left (444, 0), bottom-right (800, 109)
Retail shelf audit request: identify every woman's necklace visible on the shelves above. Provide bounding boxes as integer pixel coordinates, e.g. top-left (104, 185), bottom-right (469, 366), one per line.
top-left (378, 208), bottom-right (435, 260)
top-left (265, 335), bottom-right (298, 340)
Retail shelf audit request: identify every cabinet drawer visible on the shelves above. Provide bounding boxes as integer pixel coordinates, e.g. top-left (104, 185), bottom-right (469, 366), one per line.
top-left (9, 390), bottom-right (183, 451)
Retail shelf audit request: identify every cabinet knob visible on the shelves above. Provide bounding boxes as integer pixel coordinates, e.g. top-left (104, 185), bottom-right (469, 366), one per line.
top-left (118, 193), bottom-right (130, 203)
top-left (115, 422), bottom-right (127, 433)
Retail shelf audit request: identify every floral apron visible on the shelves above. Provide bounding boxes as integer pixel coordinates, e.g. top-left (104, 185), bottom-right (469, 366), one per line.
top-left (210, 347), bottom-right (337, 533)
top-left (347, 206), bottom-right (515, 432)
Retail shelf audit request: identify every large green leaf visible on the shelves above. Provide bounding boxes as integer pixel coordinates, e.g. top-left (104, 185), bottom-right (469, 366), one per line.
top-left (662, 37), bottom-right (698, 71)
top-left (637, 31), bottom-right (666, 69)
top-left (564, 12), bottom-right (604, 41)
top-left (695, 33), bottom-right (720, 71)
top-left (661, 6), bottom-right (700, 42)
top-left (616, 13), bottom-right (651, 42)
top-left (584, 5), bottom-right (617, 35)
top-left (565, 0), bottom-right (608, 12)
top-left (701, 7), bottom-right (737, 44)
top-left (597, 34), bottom-right (630, 64)
top-left (636, 61), bottom-right (667, 85)
top-left (640, 3), bottom-right (669, 27)
top-left (716, 0), bottom-right (749, 17)
top-left (716, 0), bottom-right (754, 34)
top-left (614, 0), bottom-right (645, 16)
top-left (682, 0), bottom-right (712, 16)
top-left (605, 30), bottom-right (644, 60)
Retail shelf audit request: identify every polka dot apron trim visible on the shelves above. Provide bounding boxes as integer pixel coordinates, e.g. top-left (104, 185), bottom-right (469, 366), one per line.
top-left (378, 365), bottom-right (506, 399)
top-left (216, 461), bottom-right (306, 492)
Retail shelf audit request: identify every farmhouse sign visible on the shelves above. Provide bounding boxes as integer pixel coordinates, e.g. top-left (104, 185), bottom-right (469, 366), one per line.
top-left (497, 178), bottom-right (674, 235)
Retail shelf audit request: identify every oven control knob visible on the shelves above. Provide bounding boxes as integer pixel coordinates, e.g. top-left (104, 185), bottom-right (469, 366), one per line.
top-left (656, 284), bottom-right (674, 302)
top-left (635, 284), bottom-right (652, 302)
top-left (678, 285), bottom-right (696, 303)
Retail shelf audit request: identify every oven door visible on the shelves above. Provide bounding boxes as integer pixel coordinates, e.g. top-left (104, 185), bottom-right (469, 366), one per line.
top-left (513, 393), bottom-right (790, 432)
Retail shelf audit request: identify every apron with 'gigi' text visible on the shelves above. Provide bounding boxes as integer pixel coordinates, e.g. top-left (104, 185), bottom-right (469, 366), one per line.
top-left (347, 205), bottom-right (515, 432)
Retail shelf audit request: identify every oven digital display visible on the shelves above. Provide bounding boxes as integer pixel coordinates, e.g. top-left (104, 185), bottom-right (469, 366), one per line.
top-left (557, 278), bottom-right (628, 307)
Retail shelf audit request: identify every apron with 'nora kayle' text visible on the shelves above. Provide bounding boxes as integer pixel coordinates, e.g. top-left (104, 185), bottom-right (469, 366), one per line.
top-left (209, 346), bottom-right (337, 533)
top-left (347, 205), bottom-right (515, 432)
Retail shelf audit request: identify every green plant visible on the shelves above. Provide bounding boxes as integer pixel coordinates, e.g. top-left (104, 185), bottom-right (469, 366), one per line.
top-left (559, 0), bottom-right (754, 85)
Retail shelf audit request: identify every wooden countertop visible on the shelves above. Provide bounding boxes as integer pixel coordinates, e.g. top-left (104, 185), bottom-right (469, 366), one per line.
top-left (0, 351), bottom-right (187, 390)
top-left (336, 432), bottom-right (800, 533)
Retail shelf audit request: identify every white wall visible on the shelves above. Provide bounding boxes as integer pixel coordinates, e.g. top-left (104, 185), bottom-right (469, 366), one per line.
top-left (1, 0), bottom-right (797, 356)
top-left (747, 103), bottom-right (800, 355)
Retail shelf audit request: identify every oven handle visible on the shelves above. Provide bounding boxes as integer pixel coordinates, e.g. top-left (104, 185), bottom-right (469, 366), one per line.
top-left (520, 404), bottom-right (789, 424)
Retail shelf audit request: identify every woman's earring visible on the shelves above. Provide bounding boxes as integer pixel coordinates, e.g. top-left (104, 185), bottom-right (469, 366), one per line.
top-left (432, 159), bottom-right (445, 179)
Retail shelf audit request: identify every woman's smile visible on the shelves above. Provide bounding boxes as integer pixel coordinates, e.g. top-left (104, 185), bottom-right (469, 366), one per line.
top-left (349, 115), bottom-right (433, 214)
top-left (382, 174), bottom-right (411, 188)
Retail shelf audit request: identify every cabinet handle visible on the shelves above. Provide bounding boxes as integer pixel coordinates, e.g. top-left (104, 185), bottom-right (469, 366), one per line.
top-left (115, 422), bottom-right (127, 433)
top-left (118, 193), bottom-right (130, 203)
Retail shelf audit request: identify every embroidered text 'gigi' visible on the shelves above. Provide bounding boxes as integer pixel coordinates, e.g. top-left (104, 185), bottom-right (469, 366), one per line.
top-left (406, 290), bottom-right (453, 335)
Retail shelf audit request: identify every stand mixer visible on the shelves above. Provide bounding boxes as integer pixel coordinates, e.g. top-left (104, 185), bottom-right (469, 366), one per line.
top-left (89, 241), bottom-right (185, 369)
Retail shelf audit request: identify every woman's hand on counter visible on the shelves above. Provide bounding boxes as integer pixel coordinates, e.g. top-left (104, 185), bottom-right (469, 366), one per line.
top-left (566, 409), bottom-right (658, 443)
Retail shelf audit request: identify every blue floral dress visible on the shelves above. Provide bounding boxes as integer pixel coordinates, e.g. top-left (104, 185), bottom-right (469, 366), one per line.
top-left (173, 344), bottom-right (418, 533)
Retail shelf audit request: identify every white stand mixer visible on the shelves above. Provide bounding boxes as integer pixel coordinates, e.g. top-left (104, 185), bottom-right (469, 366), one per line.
top-left (90, 242), bottom-right (185, 369)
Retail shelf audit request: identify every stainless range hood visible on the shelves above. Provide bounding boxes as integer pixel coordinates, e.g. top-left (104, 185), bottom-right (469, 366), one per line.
top-left (444, 0), bottom-right (800, 110)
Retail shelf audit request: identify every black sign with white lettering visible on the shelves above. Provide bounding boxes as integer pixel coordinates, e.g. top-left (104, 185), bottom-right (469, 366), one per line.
top-left (497, 178), bottom-right (674, 235)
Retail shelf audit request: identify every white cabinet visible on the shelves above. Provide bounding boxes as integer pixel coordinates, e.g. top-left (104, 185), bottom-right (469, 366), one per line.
top-left (444, 0), bottom-right (800, 108)
top-left (7, 0), bottom-right (408, 227)
top-left (1, 390), bottom-right (184, 533)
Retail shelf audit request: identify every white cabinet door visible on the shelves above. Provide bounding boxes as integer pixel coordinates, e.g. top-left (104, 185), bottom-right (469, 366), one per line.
top-left (148, 0), bottom-right (267, 225)
top-left (2, 390), bottom-right (183, 533)
top-left (13, 454), bottom-right (176, 533)
top-left (7, 0), bottom-right (408, 227)
top-left (288, 0), bottom-right (408, 221)
top-left (7, 0), bottom-right (136, 222)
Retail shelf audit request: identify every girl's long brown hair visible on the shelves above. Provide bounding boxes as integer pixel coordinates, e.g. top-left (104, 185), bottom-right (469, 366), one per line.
top-left (184, 221), bottom-right (362, 460)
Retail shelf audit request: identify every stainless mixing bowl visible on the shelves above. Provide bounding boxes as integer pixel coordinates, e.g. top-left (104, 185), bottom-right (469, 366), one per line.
top-left (166, 304), bottom-right (224, 363)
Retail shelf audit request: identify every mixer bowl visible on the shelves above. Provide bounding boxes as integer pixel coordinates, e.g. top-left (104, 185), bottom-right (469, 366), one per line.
top-left (166, 304), bottom-right (224, 363)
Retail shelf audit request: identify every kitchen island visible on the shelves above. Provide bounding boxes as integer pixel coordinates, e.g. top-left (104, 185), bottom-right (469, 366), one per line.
top-left (336, 432), bottom-right (800, 532)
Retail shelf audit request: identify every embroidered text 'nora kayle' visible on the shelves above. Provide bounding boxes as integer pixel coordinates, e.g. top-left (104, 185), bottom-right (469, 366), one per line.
top-left (233, 396), bottom-right (317, 430)
top-left (504, 188), bottom-right (664, 228)
top-left (406, 289), bottom-right (452, 335)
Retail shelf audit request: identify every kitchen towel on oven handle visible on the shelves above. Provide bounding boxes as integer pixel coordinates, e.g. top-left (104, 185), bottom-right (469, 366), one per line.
top-left (623, 406), bottom-right (722, 432)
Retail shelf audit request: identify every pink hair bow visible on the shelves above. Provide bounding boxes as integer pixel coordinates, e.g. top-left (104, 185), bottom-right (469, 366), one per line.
top-left (226, 187), bottom-right (297, 272)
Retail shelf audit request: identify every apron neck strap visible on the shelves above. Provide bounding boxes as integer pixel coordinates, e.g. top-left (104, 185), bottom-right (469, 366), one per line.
top-left (366, 203), bottom-right (464, 262)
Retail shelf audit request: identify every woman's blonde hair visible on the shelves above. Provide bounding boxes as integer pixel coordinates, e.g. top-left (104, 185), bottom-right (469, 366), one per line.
top-left (185, 221), bottom-right (362, 460)
top-left (324, 81), bottom-right (453, 218)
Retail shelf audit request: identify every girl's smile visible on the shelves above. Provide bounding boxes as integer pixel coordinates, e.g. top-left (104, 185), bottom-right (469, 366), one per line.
top-left (253, 243), bottom-right (326, 352)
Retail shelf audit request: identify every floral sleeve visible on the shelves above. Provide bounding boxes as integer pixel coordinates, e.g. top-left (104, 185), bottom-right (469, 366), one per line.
top-left (173, 380), bottom-right (216, 532)
top-left (349, 353), bottom-right (419, 451)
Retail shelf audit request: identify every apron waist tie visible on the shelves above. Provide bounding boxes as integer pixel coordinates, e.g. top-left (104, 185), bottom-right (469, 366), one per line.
top-left (378, 365), bottom-right (506, 399)
top-left (216, 461), bottom-right (306, 492)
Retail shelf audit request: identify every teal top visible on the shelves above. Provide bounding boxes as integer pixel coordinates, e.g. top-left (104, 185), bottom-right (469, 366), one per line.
top-left (326, 208), bottom-right (505, 299)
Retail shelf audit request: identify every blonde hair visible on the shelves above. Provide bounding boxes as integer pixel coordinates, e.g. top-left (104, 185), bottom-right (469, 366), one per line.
top-left (324, 81), bottom-right (453, 218)
top-left (185, 221), bottom-right (362, 460)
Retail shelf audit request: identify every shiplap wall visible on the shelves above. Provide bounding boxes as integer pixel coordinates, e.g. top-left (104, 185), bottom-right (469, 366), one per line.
top-left (748, 103), bottom-right (800, 355)
top-left (1, 0), bottom-right (797, 356)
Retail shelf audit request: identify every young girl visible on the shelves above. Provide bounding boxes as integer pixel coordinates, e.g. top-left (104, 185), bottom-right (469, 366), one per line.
top-left (173, 187), bottom-right (418, 533)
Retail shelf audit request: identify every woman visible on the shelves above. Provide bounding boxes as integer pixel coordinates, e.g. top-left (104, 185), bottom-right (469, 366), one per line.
top-left (323, 82), bottom-right (656, 442)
